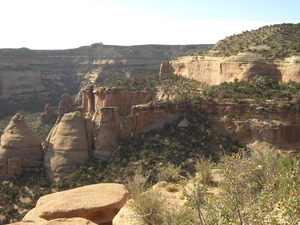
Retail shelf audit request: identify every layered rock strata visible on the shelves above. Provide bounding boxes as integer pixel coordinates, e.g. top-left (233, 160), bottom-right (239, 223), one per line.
top-left (160, 54), bottom-right (300, 85)
top-left (81, 88), bottom-right (155, 116)
top-left (0, 113), bottom-right (43, 177)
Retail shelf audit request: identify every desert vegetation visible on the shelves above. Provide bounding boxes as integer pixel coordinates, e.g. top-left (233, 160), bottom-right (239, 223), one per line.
top-left (202, 75), bottom-right (300, 105)
top-left (1, 72), bottom-right (300, 224)
top-left (1, 108), bottom-right (299, 224)
top-left (87, 73), bottom-right (300, 107)
top-left (0, 110), bottom-right (241, 224)
top-left (211, 23), bottom-right (300, 58)
top-left (129, 145), bottom-right (300, 224)
top-left (186, 23), bottom-right (300, 58)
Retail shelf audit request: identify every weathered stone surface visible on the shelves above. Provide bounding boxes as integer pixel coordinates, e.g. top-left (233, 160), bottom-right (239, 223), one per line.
top-left (112, 199), bottom-right (144, 225)
top-left (0, 113), bottom-right (43, 177)
top-left (113, 181), bottom-right (185, 225)
top-left (43, 111), bottom-right (90, 181)
top-left (41, 103), bottom-right (56, 123)
top-left (160, 55), bottom-right (300, 85)
top-left (81, 88), bottom-right (155, 116)
top-left (23, 208), bottom-right (46, 223)
top-left (122, 104), bottom-right (181, 137)
top-left (94, 108), bottom-right (121, 159)
top-left (58, 93), bottom-right (75, 116)
top-left (34, 183), bottom-right (129, 225)
top-left (0, 68), bottom-right (46, 101)
top-left (12, 217), bottom-right (97, 225)
top-left (7, 157), bottom-right (22, 175)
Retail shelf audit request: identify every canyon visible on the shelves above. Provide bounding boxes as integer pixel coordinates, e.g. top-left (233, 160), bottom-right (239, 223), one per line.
top-left (0, 44), bottom-right (210, 115)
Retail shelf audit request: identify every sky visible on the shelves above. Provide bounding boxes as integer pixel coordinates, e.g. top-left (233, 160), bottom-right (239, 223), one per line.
top-left (0, 0), bottom-right (299, 50)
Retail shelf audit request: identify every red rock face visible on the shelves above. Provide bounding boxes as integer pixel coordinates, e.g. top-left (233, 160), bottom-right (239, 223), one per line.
top-left (81, 88), bottom-right (155, 116)
top-left (41, 103), bottom-right (56, 123)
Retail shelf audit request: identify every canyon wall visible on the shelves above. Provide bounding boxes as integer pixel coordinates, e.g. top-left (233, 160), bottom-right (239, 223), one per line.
top-left (121, 102), bottom-right (300, 149)
top-left (81, 88), bottom-right (155, 116)
top-left (0, 44), bottom-right (208, 115)
top-left (160, 54), bottom-right (300, 84)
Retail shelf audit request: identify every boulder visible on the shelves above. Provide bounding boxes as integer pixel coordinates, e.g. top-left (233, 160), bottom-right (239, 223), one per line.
top-left (43, 111), bottom-right (91, 181)
top-left (0, 113), bottom-right (43, 177)
top-left (10, 217), bottom-right (97, 225)
top-left (178, 117), bottom-right (189, 128)
top-left (29, 183), bottom-right (129, 225)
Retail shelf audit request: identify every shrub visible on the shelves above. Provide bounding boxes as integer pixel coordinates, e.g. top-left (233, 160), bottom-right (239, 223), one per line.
top-left (165, 184), bottom-right (179, 193)
top-left (195, 157), bottom-right (214, 185)
top-left (157, 163), bottom-right (181, 182)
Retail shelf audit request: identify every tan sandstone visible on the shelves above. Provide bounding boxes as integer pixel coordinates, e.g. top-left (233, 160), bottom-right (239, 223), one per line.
top-left (0, 114), bottom-right (43, 177)
top-left (94, 108), bottom-right (121, 159)
top-left (41, 103), bottom-right (56, 123)
top-left (160, 54), bottom-right (300, 85)
top-left (58, 93), bottom-right (75, 116)
top-left (28, 183), bottom-right (129, 225)
top-left (11, 217), bottom-right (97, 225)
top-left (43, 111), bottom-right (92, 181)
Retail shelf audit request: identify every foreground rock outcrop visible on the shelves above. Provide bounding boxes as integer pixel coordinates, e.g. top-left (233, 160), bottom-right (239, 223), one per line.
top-left (22, 183), bottom-right (130, 225)
top-left (43, 111), bottom-right (93, 181)
top-left (0, 113), bottom-right (43, 177)
top-left (160, 54), bottom-right (300, 85)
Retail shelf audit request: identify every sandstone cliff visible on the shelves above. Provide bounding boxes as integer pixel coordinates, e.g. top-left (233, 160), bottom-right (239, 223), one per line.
top-left (43, 111), bottom-right (93, 181)
top-left (0, 114), bottom-right (43, 177)
top-left (160, 54), bottom-right (300, 85)
top-left (113, 101), bottom-right (300, 150)
top-left (81, 88), bottom-right (155, 116)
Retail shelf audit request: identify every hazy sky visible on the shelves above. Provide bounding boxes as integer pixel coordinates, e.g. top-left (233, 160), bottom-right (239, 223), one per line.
top-left (1, 0), bottom-right (299, 49)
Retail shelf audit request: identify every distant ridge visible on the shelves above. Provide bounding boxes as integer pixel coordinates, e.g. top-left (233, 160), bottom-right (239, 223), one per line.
top-left (210, 23), bottom-right (300, 58)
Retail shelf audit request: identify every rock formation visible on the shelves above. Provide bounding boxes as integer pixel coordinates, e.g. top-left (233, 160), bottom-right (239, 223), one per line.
top-left (12, 217), bottom-right (98, 225)
top-left (94, 108), bottom-right (121, 159)
top-left (81, 88), bottom-right (155, 116)
top-left (22, 183), bottom-right (129, 225)
top-left (57, 93), bottom-right (75, 116)
top-left (0, 113), bottom-right (43, 177)
top-left (41, 103), bottom-right (56, 123)
top-left (122, 103), bottom-right (182, 137)
top-left (160, 54), bottom-right (300, 85)
top-left (43, 111), bottom-right (93, 181)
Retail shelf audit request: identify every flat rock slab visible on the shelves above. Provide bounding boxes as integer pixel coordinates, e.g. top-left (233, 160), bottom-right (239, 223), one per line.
top-left (35, 183), bottom-right (129, 225)
top-left (10, 217), bottom-right (97, 225)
